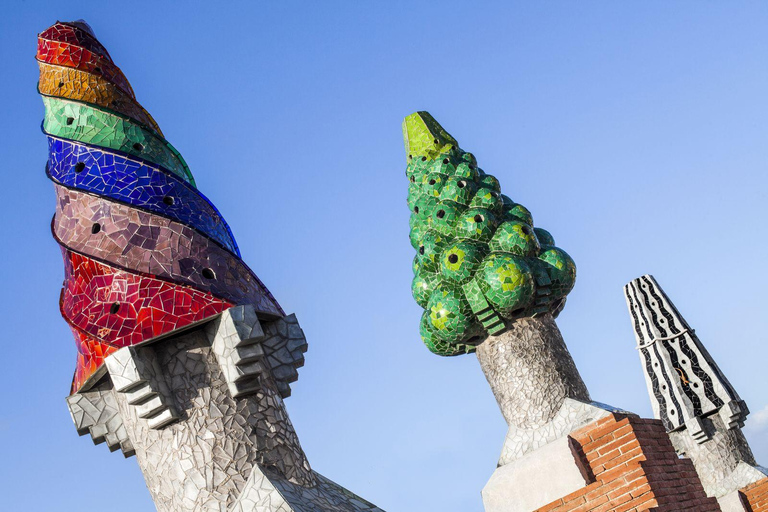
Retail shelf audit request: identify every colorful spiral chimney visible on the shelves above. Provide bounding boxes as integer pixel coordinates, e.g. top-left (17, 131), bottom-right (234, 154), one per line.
top-left (38, 21), bottom-right (285, 393)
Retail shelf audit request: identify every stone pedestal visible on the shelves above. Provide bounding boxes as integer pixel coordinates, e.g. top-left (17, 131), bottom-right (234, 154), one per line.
top-left (66, 306), bottom-right (382, 512)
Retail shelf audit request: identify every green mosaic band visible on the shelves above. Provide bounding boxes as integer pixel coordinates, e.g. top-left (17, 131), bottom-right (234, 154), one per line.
top-left (42, 96), bottom-right (195, 186)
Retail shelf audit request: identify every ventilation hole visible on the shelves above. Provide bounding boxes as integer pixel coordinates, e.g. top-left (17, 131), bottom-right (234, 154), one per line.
top-left (110, 302), bottom-right (120, 314)
top-left (94, 66), bottom-right (101, 74)
top-left (491, 191), bottom-right (500, 198)
top-left (654, 363), bottom-right (658, 367)
top-left (202, 268), bottom-right (216, 280)
top-left (693, 383), bottom-right (699, 388)
top-left (443, 158), bottom-right (449, 164)
top-left (408, 154), bottom-right (413, 160)
top-left (429, 179), bottom-right (436, 185)
top-left (511, 308), bottom-right (525, 316)
top-left (66, 117), bottom-right (75, 125)
top-left (74, 162), bottom-right (85, 173)
top-left (670, 410), bottom-right (675, 415)
top-left (651, 302), bottom-right (656, 306)
top-left (660, 319), bottom-right (665, 323)
top-left (410, 176), bottom-right (415, 183)
top-left (521, 226), bottom-right (531, 235)
top-left (132, 142), bottom-right (144, 152)
top-left (57, 81), bottom-right (64, 88)
top-left (433, 138), bottom-right (438, 144)
top-left (419, 246), bottom-right (425, 255)
top-left (473, 214), bottom-right (484, 223)
top-left (682, 360), bottom-right (687, 364)
top-left (457, 180), bottom-right (466, 189)
top-left (662, 385), bottom-right (667, 390)
top-left (163, 196), bottom-right (174, 206)
top-left (91, 223), bottom-right (101, 234)
top-left (421, 156), bottom-right (427, 161)
top-left (448, 254), bottom-right (459, 264)
top-left (436, 210), bottom-right (446, 219)
top-left (470, 164), bottom-right (476, 170)
top-left (413, 206), bottom-right (419, 214)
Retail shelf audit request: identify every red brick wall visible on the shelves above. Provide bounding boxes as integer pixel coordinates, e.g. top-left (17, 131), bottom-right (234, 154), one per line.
top-left (535, 414), bottom-right (720, 512)
top-left (742, 477), bottom-right (768, 512)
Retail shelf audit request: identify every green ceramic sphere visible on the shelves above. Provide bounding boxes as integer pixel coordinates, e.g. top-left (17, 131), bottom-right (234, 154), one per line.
top-left (416, 230), bottom-right (449, 272)
top-left (454, 208), bottom-right (498, 242)
top-left (413, 194), bottom-right (438, 221)
top-left (439, 176), bottom-right (477, 206)
top-left (409, 215), bottom-right (427, 249)
top-left (489, 221), bottom-right (540, 256)
top-left (469, 187), bottom-right (503, 215)
top-left (478, 253), bottom-right (536, 316)
top-left (420, 312), bottom-right (468, 356)
top-left (431, 155), bottom-right (457, 175)
top-left (440, 240), bottom-right (487, 284)
top-left (534, 227), bottom-right (555, 247)
top-left (426, 286), bottom-right (476, 343)
top-left (454, 161), bottom-right (480, 181)
top-left (538, 246), bottom-right (576, 298)
top-left (429, 201), bottom-right (466, 236)
top-left (421, 172), bottom-right (448, 199)
top-left (460, 152), bottom-right (477, 166)
top-left (412, 269), bottom-right (442, 309)
top-left (406, 156), bottom-right (430, 184)
top-left (478, 173), bottom-right (501, 193)
top-left (504, 203), bottom-right (534, 226)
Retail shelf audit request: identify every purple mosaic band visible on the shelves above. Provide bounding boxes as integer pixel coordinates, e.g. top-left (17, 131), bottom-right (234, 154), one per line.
top-left (53, 185), bottom-right (284, 318)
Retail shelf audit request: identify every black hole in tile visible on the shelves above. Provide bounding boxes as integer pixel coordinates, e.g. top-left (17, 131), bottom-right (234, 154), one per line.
top-left (133, 142), bottom-right (144, 152)
top-left (66, 117), bottom-right (75, 125)
top-left (74, 162), bottom-right (85, 173)
top-left (421, 156), bottom-right (427, 161)
top-left (429, 179), bottom-right (436, 185)
top-left (521, 226), bottom-right (530, 235)
top-left (511, 308), bottom-right (524, 316)
top-left (410, 176), bottom-right (415, 183)
top-left (436, 210), bottom-right (446, 219)
top-left (163, 196), bottom-right (174, 206)
top-left (94, 66), bottom-right (101, 74)
top-left (110, 302), bottom-right (120, 314)
top-left (473, 214), bottom-right (483, 223)
top-left (202, 268), bottom-right (216, 280)
top-left (91, 223), bottom-right (101, 234)
top-left (448, 254), bottom-right (459, 264)
top-left (58, 81), bottom-right (64, 88)
top-left (433, 139), bottom-right (438, 144)
top-left (414, 206), bottom-right (419, 214)
top-left (457, 181), bottom-right (466, 189)
top-left (419, 246), bottom-right (425, 255)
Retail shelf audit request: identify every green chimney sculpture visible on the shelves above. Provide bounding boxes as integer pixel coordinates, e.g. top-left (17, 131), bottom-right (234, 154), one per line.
top-left (404, 112), bottom-right (576, 356)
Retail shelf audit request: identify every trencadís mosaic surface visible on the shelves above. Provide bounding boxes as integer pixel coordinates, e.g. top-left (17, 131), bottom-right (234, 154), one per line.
top-left (38, 20), bottom-right (284, 393)
top-left (404, 112), bottom-right (576, 356)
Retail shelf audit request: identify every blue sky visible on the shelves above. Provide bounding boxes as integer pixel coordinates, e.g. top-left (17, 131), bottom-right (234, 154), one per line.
top-left (1, 2), bottom-right (767, 511)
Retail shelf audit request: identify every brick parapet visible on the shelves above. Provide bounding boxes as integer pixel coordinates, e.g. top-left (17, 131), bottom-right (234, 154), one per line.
top-left (741, 477), bottom-right (768, 511)
top-left (536, 414), bottom-right (721, 512)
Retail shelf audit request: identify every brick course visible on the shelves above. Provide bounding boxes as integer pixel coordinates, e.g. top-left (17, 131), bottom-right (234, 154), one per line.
top-left (535, 414), bottom-right (721, 512)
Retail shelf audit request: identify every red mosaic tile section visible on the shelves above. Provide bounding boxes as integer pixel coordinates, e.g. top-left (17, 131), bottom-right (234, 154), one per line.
top-left (37, 38), bottom-right (134, 98)
top-left (60, 248), bottom-right (233, 348)
top-left (39, 22), bottom-right (113, 62)
top-left (536, 414), bottom-right (721, 512)
top-left (70, 327), bottom-right (117, 393)
top-left (742, 477), bottom-right (768, 512)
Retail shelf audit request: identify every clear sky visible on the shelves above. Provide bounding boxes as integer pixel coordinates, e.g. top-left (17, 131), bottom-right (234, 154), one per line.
top-left (1, 2), bottom-right (766, 511)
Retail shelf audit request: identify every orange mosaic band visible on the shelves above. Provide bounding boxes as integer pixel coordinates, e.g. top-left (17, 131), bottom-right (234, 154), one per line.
top-left (38, 62), bottom-right (162, 136)
top-left (37, 37), bottom-right (134, 99)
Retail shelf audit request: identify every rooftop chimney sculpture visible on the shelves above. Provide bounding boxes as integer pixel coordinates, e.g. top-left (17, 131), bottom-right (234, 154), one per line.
top-left (625, 275), bottom-right (768, 509)
top-left (39, 20), bottom-right (381, 511)
top-left (403, 113), bottom-right (726, 512)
